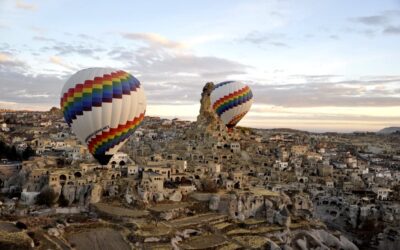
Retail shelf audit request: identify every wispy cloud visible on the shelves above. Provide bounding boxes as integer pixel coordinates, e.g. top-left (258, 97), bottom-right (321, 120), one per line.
top-left (384, 26), bottom-right (400, 35)
top-left (0, 52), bottom-right (27, 71)
top-left (33, 36), bottom-right (56, 42)
top-left (49, 56), bottom-right (76, 71)
top-left (0, 100), bottom-right (53, 111)
top-left (240, 31), bottom-right (289, 47)
top-left (0, 52), bottom-right (14, 63)
top-left (12, 89), bottom-right (50, 98)
top-left (0, 70), bottom-right (65, 106)
top-left (352, 15), bottom-right (388, 26)
top-left (41, 42), bottom-right (105, 57)
top-left (121, 32), bottom-right (186, 50)
top-left (251, 77), bottom-right (400, 108)
top-left (350, 9), bottom-right (400, 36)
top-left (15, 0), bottom-right (37, 11)
top-left (114, 32), bottom-right (249, 84)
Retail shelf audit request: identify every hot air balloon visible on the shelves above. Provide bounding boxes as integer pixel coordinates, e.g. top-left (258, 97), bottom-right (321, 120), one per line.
top-left (210, 81), bottom-right (253, 129)
top-left (60, 68), bottom-right (146, 165)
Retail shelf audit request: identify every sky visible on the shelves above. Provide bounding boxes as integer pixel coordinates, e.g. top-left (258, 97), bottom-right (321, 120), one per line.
top-left (0, 0), bottom-right (400, 132)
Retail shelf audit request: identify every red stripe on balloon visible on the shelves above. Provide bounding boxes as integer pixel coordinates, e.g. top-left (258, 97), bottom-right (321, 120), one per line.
top-left (87, 113), bottom-right (145, 153)
top-left (212, 86), bottom-right (249, 110)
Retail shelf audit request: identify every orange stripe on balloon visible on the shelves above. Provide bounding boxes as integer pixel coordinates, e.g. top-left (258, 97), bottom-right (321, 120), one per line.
top-left (87, 112), bottom-right (145, 154)
top-left (212, 86), bottom-right (249, 110)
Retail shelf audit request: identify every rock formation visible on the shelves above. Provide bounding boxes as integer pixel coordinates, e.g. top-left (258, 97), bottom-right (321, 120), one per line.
top-left (49, 107), bottom-right (62, 117)
top-left (196, 82), bottom-right (218, 126)
top-left (56, 183), bottom-right (102, 206)
top-left (191, 82), bottom-right (227, 136)
top-left (169, 190), bottom-right (182, 202)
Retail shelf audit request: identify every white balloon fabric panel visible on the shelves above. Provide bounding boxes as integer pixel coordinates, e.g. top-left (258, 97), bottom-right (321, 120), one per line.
top-left (60, 68), bottom-right (146, 158)
top-left (210, 81), bottom-right (253, 128)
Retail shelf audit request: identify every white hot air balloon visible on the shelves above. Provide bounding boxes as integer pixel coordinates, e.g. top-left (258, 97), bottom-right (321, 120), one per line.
top-left (210, 81), bottom-right (253, 129)
top-left (60, 68), bottom-right (146, 165)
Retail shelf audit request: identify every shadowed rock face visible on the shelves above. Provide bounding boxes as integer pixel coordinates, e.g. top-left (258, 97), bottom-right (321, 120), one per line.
top-left (194, 82), bottom-right (226, 134)
top-left (196, 82), bottom-right (218, 126)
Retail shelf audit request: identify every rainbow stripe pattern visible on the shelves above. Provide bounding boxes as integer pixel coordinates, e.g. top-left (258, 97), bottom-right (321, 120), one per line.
top-left (88, 113), bottom-right (145, 155)
top-left (212, 86), bottom-right (253, 117)
top-left (60, 69), bottom-right (145, 156)
top-left (227, 111), bottom-right (248, 127)
top-left (60, 71), bottom-right (140, 126)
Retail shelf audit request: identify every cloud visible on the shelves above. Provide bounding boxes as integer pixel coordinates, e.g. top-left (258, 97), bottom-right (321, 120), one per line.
top-left (0, 70), bottom-right (65, 107)
top-left (114, 32), bottom-right (248, 104)
top-left (121, 32), bottom-right (186, 50)
top-left (33, 36), bottom-right (56, 42)
top-left (111, 33), bottom-right (400, 109)
top-left (0, 52), bottom-right (13, 63)
top-left (128, 52), bottom-right (248, 105)
top-left (350, 10), bottom-right (400, 36)
top-left (0, 52), bottom-right (27, 72)
top-left (250, 77), bottom-right (400, 108)
top-left (352, 15), bottom-right (388, 26)
top-left (240, 31), bottom-right (289, 47)
top-left (15, 0), bottom-right (36, 11)
top-left (112, 33), bottom-right (249, 87)
top-left (77, 34), bottom-right (94, 39)
top-left (137, 54), bottom-right (248, 78)
top-left (384, 26), bottom-right (400, 35)
top-left (49, 56), bottom-right (76, 70)
top-left (12, 89), bottom-right (50, 98)
top-left (41, 42), bottom-right (105, 56)
top-left (0, 100), bottom-right (53, 111)
top-left (1, 31), bottom-right (249, 110)
top-left (30, 26), bottom-right (46, 33)
top-left (329, 35), bottom-right (339, 40)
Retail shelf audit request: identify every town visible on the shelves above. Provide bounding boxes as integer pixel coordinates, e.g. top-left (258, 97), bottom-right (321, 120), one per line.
top-left (0, 82), bottom-right (399, 249)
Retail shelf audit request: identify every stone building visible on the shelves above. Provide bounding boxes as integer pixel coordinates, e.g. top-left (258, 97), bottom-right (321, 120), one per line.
top-left (140, 171), bottom-right (164, 192)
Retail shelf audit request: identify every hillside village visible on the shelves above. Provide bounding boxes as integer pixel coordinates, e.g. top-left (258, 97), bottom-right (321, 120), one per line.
top-left (0, 83), bottom-right (399, 249)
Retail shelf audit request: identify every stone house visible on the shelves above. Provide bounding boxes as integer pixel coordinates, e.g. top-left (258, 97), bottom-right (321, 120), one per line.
top-left (373, 187), bottom-right (392, 200)
top-left (140, 172), bottom-right (164, 192)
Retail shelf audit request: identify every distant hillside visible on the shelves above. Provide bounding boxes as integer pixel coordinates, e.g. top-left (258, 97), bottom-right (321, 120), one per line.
top-left (260, 128), bottom-right (307, 134)
top-left (252, 127), bottom-right (310, 134)
top-left (378, 127), bottom-right (400, 134)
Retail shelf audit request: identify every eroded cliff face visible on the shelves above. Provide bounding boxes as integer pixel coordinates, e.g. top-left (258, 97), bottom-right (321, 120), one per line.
top-left (189, 82), bottom-right (228, 139)
top-left (52, 183), bottom-right (102, 206)
top-left (196, 82), bottom-right (219, 127)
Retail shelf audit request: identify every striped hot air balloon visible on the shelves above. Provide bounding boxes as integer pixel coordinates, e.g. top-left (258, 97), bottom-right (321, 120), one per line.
top-left (60, 68), bottom-right (146, 165)
top-left (210, 81), bottom-right (253, 129)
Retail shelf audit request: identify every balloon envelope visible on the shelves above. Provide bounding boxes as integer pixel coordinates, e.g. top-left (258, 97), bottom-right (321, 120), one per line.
top-left (210, 81), bottom-right (253, 128)
top-left (60, 68), bottom-right (146, 164)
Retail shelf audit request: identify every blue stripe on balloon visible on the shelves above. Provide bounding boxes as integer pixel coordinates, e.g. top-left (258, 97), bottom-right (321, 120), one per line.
top-left (214, 81), bottom-right (234, 89)
top-left (64, 73), bottom-right (142, 125)
top-left (216, 91), bottom-right (253, 116)
top-left (122, 79), bottom-right (130, 94)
